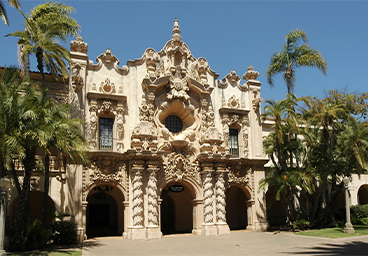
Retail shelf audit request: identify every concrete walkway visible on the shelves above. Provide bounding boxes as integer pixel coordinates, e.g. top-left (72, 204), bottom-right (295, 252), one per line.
top-left (82, 231), bottom-right (368, 256)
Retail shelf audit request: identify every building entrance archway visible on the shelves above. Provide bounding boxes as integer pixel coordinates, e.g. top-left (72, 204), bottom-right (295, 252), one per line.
top-left (160, 182), bottom-right (193, 235)
top-left (86, 184), bottom-right (124, 238)
top-left (358, 185), bottom-right (368, 205)
top-left (225, 186), bottom-right (249, 230)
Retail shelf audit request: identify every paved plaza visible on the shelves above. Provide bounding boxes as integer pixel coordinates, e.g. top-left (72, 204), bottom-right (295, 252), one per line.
top-left (82, 231), bottom-right (368, 256)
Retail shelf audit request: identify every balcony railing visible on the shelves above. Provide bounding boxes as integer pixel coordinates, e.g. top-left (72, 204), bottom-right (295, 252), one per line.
top-left (99, 135), bottom-right (113, 150)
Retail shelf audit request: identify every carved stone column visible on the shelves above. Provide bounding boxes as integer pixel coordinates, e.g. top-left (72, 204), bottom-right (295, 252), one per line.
top-left (200, 163), bottom-right (217, 236)
top-left (146, 161), bottom-right (162, 239)
top-left (127, 160), bottom-right (145, 240)
top-left (215, 164), bottom-right (230, 235)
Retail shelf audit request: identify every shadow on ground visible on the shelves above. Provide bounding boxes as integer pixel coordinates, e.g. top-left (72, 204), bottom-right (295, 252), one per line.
top-left (289, 241), bottom-right (368, 255)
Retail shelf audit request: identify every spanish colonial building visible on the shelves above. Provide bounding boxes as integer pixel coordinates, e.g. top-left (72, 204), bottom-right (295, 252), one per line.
top-left (7, 19), bottom-right (368, 242)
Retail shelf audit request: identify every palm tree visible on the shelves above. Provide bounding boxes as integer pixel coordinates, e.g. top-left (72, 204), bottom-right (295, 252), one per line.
top-left (0, 67), bottom-right (44, 250)
top-left (0, 0), bottom-right (20, 25)
top-left (7, 1), bottom-right (80, 86)
top-left (260, 94), bottom-right (305, 224)
top-left (338, 118), bottom-right (368, 175)
top-left (266, 29), bottom-right (327, 95)
top-left (41, 102), bottom-right (88, 225)
top-left (301, 96), bottom-right (347, 225)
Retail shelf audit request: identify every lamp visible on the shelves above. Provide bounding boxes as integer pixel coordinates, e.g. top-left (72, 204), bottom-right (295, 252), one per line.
top-left (343, 176), bottom-right (355, 234)
top-left (343, 176), bottom-right (350, 186)
top-left (0, 177), bottom-right (10, 191)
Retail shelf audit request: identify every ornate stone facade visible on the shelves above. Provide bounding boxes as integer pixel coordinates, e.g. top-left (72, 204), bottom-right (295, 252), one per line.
top-left (71, 18), bottom-right (269, 240)
top-left (6, 19), bottom-right (270, 243)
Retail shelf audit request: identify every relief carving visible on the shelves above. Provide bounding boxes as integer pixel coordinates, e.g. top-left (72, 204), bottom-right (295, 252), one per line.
top-left (131, 93), bottom-right (158, 151)
top-left (252, 89), bottom-right (263, 113)
top-left (71, 61), bottom-right (83, 93)
top-left (162, 153), bottom-right (199, 181)
top-left (99, 78), bottom-right (116, 94)
top-left (167, 66), bottom-right (190, 103)
top-left (89, 157), bottom-right (126, 183)
top-left (227, 166), bottom-right (253, 190)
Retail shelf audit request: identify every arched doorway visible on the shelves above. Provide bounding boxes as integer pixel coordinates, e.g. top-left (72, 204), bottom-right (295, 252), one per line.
top-left (160, 182), bottom-right (193, 235)
top-left (225, 186), bottom-right (249, 230)
top-left (358, 185), bottom-right (368, 205)
top-left (86, 184), bottom-right (124, 238)
top-left (10, 191), bottom-right (55, 224)
top-left (266, 186), bottom-right (287, 227)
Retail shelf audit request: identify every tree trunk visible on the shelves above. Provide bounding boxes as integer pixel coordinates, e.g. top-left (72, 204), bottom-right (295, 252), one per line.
top-left (41, 153), bottom-right (50, 226)
top-left (12, 146), bottom-right (36, 250)
top-left (36, 47), bottom-right (46, 90)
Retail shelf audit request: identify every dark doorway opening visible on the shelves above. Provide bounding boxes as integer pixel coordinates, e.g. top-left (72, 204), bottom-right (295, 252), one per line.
top-left (160, 183), bottom-right (193, 235)
top-left (226, 186), bottom-right (248, 230)
top-left (87, 192), bottom-right (118, 238)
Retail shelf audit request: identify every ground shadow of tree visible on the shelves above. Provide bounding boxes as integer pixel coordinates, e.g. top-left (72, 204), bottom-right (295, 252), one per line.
top-left (289, 241), bottom-right (368, 255)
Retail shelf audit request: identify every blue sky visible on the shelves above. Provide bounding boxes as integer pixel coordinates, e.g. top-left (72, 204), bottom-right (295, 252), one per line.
top-left (1, 0), bottom-right (367, 102)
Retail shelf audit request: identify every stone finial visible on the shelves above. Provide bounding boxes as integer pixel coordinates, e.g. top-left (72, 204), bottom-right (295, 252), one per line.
top-left (70, 35), bottom-right (88, 54)
top-left (242, 65), bottom-right (259, 81)
top-left (172, 18), bottom-right (182, 42)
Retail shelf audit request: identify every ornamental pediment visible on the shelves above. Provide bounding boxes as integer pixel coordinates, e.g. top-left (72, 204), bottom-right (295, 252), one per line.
top-left (88, 48), bottom-right (128, 74)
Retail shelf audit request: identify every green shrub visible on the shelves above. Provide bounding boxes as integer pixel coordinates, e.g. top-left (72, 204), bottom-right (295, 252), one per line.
top-left (351, 204), bottom-right (368, 225)
top-left (52, 220), bottom-right (77, 244)
top-left (26, 219), bottom-right (51, 250)
top-left (292, 219), bottom-right (310, 230)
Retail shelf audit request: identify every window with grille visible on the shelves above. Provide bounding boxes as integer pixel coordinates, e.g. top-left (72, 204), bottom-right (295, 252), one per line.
top-left (99, 118), bottom-right (113, 150)
top-left (229, 129), bottom-right (239, 157)
top-left (165, 115), bottom-right (183, 133)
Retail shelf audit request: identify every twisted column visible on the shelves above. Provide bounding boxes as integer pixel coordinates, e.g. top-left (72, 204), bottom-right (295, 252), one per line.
top-left (147, 162), bottom-right (159, 227)
top-left (215, 166), bottom-right (227, 223)
top-left (131, 161), bottom-right (144, 227)
top-left (201, 163), bottom-right (214, 224)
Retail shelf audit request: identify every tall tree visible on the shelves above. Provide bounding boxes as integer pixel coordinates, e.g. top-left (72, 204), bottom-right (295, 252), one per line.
top-left (301, 96), bottom-right (347, 225)
top-left (40, 103), bottom-right (88, 226)
top-left (259, 94), bottom-right (306, 224)
top-left (266, 29), bottom-right (327, 95)
top-left (0, 67), bottom-right (45, 250)
top-left (7, 1), bottom-right (79, 86)
top-left (0, 0), bottom-right (20, 25)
